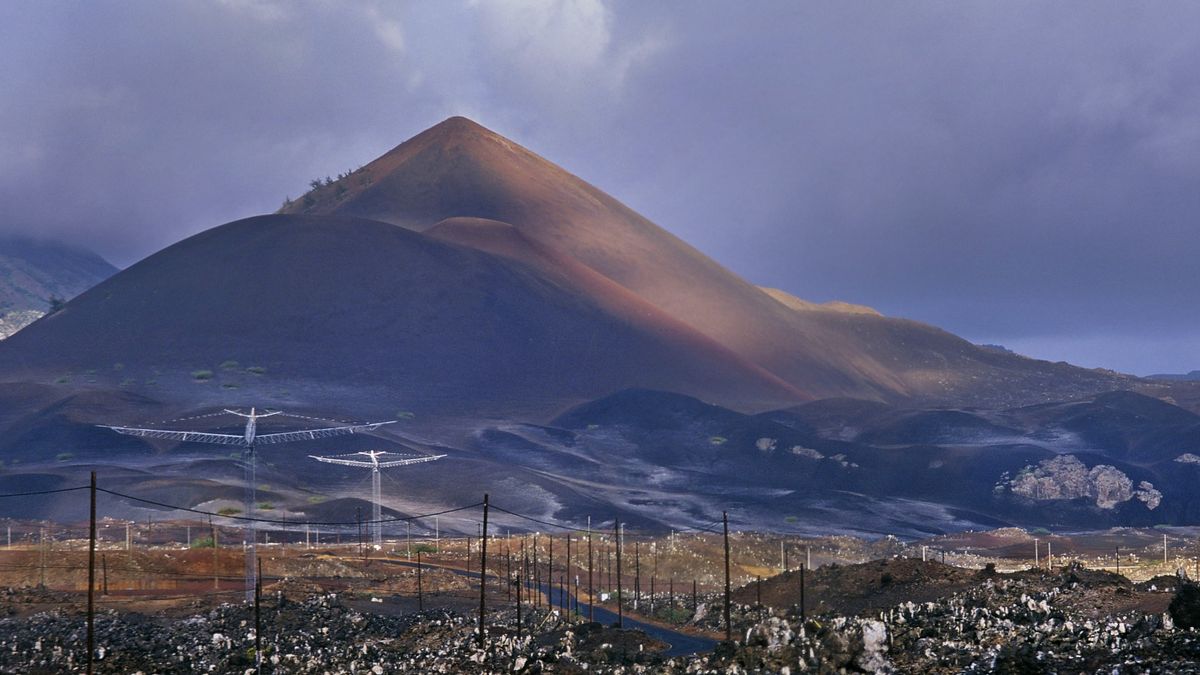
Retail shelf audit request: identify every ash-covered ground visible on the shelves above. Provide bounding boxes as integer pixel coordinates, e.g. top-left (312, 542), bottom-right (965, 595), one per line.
top-left (5, 560), bottom-right (1200, 673)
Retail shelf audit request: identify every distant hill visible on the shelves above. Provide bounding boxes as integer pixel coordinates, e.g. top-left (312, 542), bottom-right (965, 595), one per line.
top-left (0, 235), bottom-right (116, 338)
top-left (1148, 370), bottom-right (1200, 382)
top-left (0, 235), bottom-right (116, 312)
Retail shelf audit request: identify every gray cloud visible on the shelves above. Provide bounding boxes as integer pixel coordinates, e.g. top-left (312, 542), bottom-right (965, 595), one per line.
top-left (0, 1), bottom-right (1197, 375)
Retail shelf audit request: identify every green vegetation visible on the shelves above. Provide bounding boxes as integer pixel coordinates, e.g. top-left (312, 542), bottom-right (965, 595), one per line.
top-left (56, 452), bottom-right (74, 462)
top-left (220, 360), bottom-right (240, 370)
top-left (221, 383), bottom-right (239, 389)
top-left (257, 502), bottom-right (274, 510)
top-left (412, 543), bottom-right (438, 554)
top-left (217, 507), bottom-right (241, 516)
top-left (784, 516), bottom-right (798, 523)
top-left (709, 436), bottom-right (728, 445)
top-left (46, 295), bottom-right (66, 315)
top-left (306, 495), bottom-right (326, 504)
top-left (54, 375), bottom-right (71, 384)
top-left (119, 378), bottom-right (136, 388)
top-left (246, 366), bottom-right (267, 375)
top-left (190, 536), bottom-right (215, 549)
top-left (112, 362), bottom-right (124, 371)
top-left (192, 370), bottom-right (213, 381)
top-left (396, 410), bottom-right (416, 420)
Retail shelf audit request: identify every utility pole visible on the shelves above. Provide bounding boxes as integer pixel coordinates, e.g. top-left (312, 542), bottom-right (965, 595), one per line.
top-left (211, 516), bottom-right (219, 590)
top-left (518, 543), bottom-right (526, 639)
top-left (254, 558), bottom-right (262, 674)
top-left (87, 471), bottom-right (96, 675)
top-left (615, 519), bottom-right (623, 628)
top-left (800, 563), bottom-right (806, 621)
top-left (723, 511), bottom-right (731, 643)
top-left (478, 494), bottom-right (489, 649)
top-left (417, 550), bottom-right (424, 611)
top-left (587, 523), bottom-right (594, 622)
top-left (635, 541), bottom-right (640, 611)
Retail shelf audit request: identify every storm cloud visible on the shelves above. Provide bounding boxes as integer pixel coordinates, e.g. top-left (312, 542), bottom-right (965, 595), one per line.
top-left (0, 1), bottom-right (1197, 374)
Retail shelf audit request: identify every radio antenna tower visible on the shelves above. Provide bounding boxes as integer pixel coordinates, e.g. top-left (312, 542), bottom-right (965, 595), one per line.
top-left (310, 450), bottom-right (445, 547)
top-left (100, 407), bottom-right (393, 600)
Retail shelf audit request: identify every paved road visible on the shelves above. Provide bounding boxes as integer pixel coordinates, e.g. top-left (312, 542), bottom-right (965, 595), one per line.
top-left (381, 558), bottom-right (717, 657)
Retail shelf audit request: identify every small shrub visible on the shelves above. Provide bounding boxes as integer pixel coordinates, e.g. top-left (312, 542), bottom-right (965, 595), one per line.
top-left (221, 383), bottom-right (239, 389)
top-left (218, 507), bottom-right (241, 516)
top-left (220, 360), bottom-right (240, 370)
top-left (54, 376), bottom-right (71, 384)
top-left (246, 366), bottom-right (267, 375)
top-left (880, 572), bottom-right (894, 586)
top-left (56, 452), bottom-right (74, 462)
top-left (190, 536), bottom-right (215, 549)
top-left (709, 436), bottom-right (728, 445)
top-left (257, 502), bottom-right (274, 510)
top-left (396, 410), bottom-right (415, 420)
top-left (192, 370), bottom-right (213, 381)
top-left (1170, 583), bottom-right (1200, 629)
top-left (112, 362), bottom-right (124, 371)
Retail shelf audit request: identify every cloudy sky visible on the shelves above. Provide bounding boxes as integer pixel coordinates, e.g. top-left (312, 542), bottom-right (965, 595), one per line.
top-left (1, 1), bottom-right (1197, 375)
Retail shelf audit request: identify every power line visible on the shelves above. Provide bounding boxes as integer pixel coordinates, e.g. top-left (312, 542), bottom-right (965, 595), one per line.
top-left (0, 486), bottom-right (89, 498)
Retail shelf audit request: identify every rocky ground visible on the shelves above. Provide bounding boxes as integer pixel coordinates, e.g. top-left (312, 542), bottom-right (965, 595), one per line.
top-left (4, 561), bottom-right (1200, 673)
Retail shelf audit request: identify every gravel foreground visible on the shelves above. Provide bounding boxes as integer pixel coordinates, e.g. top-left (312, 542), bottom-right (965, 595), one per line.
top-left (4, 563), bottom-right (1200, 673)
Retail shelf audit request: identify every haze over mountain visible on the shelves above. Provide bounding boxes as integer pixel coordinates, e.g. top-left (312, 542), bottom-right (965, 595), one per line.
top-left (0, 235), bottom-right (117, 339)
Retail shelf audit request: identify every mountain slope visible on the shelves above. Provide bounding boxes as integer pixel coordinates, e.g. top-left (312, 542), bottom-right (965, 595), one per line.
top-left (0, 214), bottom-right (802, 416)
top-left (0, 235), bottom-right (116, 312)
top-left (0, 235), bottom-right (117, 338)
top-left (282, 116), bottom-right (1135, 408)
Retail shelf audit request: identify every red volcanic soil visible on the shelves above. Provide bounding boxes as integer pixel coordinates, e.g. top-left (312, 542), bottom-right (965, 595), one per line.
top-left (283, 116), bottom-right (1142, 409)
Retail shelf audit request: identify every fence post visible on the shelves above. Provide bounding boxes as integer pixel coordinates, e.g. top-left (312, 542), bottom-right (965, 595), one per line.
top-left (723, 511), bottom-right (731, 642)
top-left (478, 493), bottom-right (489, 649)
top-left (417, 550), bottom-right (423, 611)
top-left (87, 471), bottom-right (96, 675)
top-left (102, 554), bottom-right (108, 595)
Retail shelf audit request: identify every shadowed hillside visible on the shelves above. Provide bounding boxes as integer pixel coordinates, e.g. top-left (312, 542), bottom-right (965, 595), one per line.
top-left (0, 214), bottom-right (801, 417)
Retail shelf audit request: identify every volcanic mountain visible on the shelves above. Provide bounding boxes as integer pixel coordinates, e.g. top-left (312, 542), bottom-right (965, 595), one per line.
top-left (281, 116), bottom-right (1139, 409)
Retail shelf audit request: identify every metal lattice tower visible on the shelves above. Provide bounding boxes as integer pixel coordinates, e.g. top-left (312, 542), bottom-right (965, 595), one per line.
top-left (100, 407), bottom-right (393, 601)
top-left (309, 450), bottom-right (445, 546)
